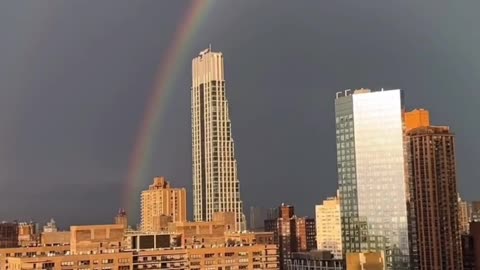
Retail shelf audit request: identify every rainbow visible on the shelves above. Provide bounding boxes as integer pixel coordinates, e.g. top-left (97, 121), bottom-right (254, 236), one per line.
top-left (123, 0), bottom-right (212, 217)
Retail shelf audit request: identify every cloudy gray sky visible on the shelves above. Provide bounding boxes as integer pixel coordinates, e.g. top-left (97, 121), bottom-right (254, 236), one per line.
top-left (0, 0), bottom-right (479, 228)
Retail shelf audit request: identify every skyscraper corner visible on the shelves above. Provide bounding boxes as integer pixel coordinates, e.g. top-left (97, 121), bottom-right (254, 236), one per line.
top-left (191, 48), bottom-right (245, 231)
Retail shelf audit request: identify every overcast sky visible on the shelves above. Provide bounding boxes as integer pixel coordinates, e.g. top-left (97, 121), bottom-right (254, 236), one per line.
top-left (0, 0), bottom-right (479, 228)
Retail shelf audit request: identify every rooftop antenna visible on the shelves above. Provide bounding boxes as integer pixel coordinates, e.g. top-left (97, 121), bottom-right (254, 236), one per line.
top-left (209, 43), bottom-right (212, 51)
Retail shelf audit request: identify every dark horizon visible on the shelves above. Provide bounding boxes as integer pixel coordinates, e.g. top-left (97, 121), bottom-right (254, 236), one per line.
top-left (0, 0), bottom-right (479, 228)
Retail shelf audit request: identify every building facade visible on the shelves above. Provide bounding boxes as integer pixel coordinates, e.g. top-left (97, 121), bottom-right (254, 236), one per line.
top-left (461, 233), bottom-right (475, 270)
top-left (18, 222), bottom-right (39, 247)
top-left (335, 89), bottom-right (411, 269)
top-left (345, 252), bottom-right (385, 270)
top-left (249, 206), bottom-right (268, 231)
top-left (140, 177), bottom-right (187, 232)
top-left (0, 222), bottom-right (19, 248)
top-left (0, 245), bottom-right (70, 270)
top-left (407, 125), bottom-right (463, 270)
top-left (191, 47), bottom-right (245, 231)
top-left (296, 218), bottom-right (316, 253)
top-left (470, 222), bottom-right (480, 270)
top-left (315, 194), bottom-right (342, 259)
top-left (3, 224), bottom-right (279, 270)
top-left (286, 251), bottom-right (344, 270)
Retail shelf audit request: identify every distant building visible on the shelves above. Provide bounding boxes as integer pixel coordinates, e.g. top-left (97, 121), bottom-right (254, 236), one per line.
top-left (191, 48), bottom-right (245, 231)
top-left (267, 207), bottom-right (280, 220)
top-left (315, 193), bottom-right (342, 259)
top-left (472, 201), bottom-right (480, 222)
top-left (265, 204), bottom-right (316, 270)
top-left (114, 208), bottom-right (128, 229)
top-left (286, 250), bottom-right (343, 270)
top-left (18, 221), bottom-right (39, 247)
top-left (0, 222), bottom-right (18, 248)
top-left (140, 177), bottom-right (187, 232)
top-left (407, 125), bottom-right (463, 269)
top-left (43, 218), bottom-right (58, 233)
top-left (458, 195), bottom-right (472, 234)
top-left (335, 89), bottom-right (411, 269)
top-left (249, 206), bottom-right (268, 231)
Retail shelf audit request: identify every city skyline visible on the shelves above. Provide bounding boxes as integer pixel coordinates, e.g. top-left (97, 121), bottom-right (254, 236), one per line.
top-left (0, 1), bottom-right (479, 227)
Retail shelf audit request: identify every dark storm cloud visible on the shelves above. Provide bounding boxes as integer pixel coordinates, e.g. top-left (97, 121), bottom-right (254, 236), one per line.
top-left (0, 0), bottom-right (478, 226)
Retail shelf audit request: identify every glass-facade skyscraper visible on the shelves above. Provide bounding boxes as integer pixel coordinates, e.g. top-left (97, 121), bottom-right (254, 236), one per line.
top-left (335, 89), bottom-right (411, 269)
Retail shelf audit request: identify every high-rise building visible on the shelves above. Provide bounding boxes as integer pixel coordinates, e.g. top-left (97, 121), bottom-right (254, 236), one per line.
top-left (458, 195), bottom-right (472, 234)
top-left (114, 208), bottom-right (128, 229)
top-left (407, 125), bottom-right (463, 269)
top-left (315, 193), bottom-right (342, 259)
top-left (265, 204), bottom-right (297, 270)
top-left (191, 47), bottom-right (245, 231)
top-left (249, 206), bottom-right (268, 231)
top-left (335, 88), bottom-right (411, 269)
top-left (140, 177), bottom-right (187, 232)
top-left (265, 204), bottom-right (316, 270)
top-left (404, 108), bottom-right (430, 132)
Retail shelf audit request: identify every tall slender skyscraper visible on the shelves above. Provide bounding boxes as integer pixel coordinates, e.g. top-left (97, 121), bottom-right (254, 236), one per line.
top-left (335, 88), bottom-right (411, 269)
top-left (407, 125), bottom-right (463, 269)
top-left (191, 47), bottom-right (245, 231)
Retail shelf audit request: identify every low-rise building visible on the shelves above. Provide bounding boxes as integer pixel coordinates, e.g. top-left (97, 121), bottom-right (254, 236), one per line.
top-left (6, 244), bottom-right (278, 270)
top-left (3, 222), bottom-right (280, 270)
top-left (41, 231), bottom-right (70, 246)
top-left (70, 224), bottom-right (125, 255)
top-left (7, 251), bottom-right (132, 270)
top-left (0, 245), bottom-right (70, 270)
